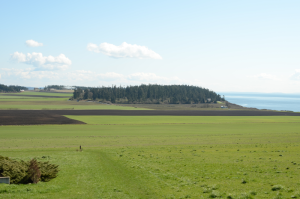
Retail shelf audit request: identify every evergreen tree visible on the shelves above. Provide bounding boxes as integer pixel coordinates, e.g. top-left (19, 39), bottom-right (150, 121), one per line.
top-left (72, 84), bottom-right (224, 103)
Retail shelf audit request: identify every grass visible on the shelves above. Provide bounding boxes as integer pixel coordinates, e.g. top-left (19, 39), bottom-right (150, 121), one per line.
top-left (118, 103), bottom-right (251, 110)
top-left (0, 104), bottom-right (149, 110)
top-left (65, 115), bottom-right (300, 125)
top-left (0, 92), bottom-right (150, 110)
top-left (0, 98), bottom-right (70, 102)
top-left (1, 116), bottom-right (300, 198)
top-left (0, 91), bottom-right (72, 97)
top-left (0, 91), bottom-right (248, 110)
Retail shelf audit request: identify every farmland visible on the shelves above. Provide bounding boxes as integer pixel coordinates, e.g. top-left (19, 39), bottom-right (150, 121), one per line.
top-left (1, 91), bottom-right (300, 198)
top-left (1, 115), bottom-right (300, 198)
top-left (0, 92), bottom-right (148, 110)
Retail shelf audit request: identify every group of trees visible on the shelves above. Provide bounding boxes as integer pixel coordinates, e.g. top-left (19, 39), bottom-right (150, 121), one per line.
top-left (73, 84), bottom-right (224, 104)
top-left (44, 85), bottom-right (67, 90)
top-left (0, 84), bottom-right (27, 92)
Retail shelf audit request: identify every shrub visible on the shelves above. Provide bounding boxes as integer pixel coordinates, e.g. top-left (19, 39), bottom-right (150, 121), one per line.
top-left (28, 159), bottom-right (41, 184)
top-left (0, 155), bottom-right (59, 184)
top-left (38, 161), bottom-right (59, 182)
top-left (0, 156), bottom-right (28, 184)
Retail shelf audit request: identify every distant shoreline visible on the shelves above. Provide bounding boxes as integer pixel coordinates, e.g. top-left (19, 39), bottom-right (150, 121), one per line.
top-left (221, 92), bottom-right (300, 112)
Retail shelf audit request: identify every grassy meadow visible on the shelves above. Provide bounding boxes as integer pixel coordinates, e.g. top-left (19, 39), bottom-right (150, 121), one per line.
top-left (1, 116), bottom-right (300, 198)
top-left (0, 92), bottom-right (72, 97)
top-left (0, 91), bottom-right (148, 110)
top-left (118, 102), bottom-right (250, 110)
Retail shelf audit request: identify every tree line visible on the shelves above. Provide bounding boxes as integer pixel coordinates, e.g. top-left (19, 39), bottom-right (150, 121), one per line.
top-left (0, 84), bottom-right (28, 92)
top-left (44, 85), bottom-right (67, 90)
top-left (72, 84), bottom-right (224, 104)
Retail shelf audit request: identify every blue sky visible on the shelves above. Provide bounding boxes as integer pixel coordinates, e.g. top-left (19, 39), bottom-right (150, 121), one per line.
top-left (1, 0), bottom-right (300, 92)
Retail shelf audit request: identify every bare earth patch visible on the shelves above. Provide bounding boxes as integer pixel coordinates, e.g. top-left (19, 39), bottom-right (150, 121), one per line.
top-left (0, 110), bottom-right (299, 125)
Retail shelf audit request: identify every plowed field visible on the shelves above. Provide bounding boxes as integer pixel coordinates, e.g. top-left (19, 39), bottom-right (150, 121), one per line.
top-left (0, 110), bottom-right (299, 125)
top-left (0, 110), bottom-right (85, 125)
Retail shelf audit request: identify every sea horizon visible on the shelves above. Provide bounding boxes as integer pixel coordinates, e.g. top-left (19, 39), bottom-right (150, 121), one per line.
top-left (219, 92), bottom-right (300, 112)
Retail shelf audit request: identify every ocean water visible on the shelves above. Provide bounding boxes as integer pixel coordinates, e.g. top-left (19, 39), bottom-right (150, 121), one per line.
top-left (220, 93), bottom-right (300, 112)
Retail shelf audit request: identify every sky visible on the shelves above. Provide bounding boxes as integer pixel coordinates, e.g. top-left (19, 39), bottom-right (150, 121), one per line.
top-left (1, 0), bottom-right (300, 93)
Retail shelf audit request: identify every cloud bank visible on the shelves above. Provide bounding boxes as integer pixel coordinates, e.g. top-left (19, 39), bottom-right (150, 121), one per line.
top-left (1, 69), bottom-right (186, 85)
top-left (128, 72), bottom-right (180, 82)
top-left (1, 68), bottom-right (59, 79)
top-left (25, 40), bottom-right (43, 47)
top-left (290, 69), bottom-right (300, 81)
top-left (66, 71), bottom-right (180, 83)
top-left (11, 52), bottom-right (71, 70)
top-left (253, 73), bottom-right (281, 81)
top-left (87, 42), bottom-right (162, 59)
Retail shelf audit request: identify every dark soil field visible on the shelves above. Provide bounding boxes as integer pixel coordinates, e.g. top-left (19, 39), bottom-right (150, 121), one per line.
top-left (53, 109), bottom-right (300, 116)
top-left (0, 110), bottom-right (299, 125)
top-left (0, 110), bottom-right (85, 125)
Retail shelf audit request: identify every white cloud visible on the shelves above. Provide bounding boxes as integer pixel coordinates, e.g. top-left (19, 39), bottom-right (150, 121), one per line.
top-left (87, 42), bottom-right (162, 59)
top-left (1, 68), bottom-right (59, 79)
top-left (67, 71), bottom-right (126, 82)
top-left (11, 52), bottom-right (71, 70)
top-left (96, 72), bottom-right (125, 80)
top-left (25, 40), bottom-right (43, 47)
top-left (67, 71), bottom-right (186, 84)
top-left (290, 69), bottom-right (300, 81)
top-left (253, 73), bottom-right (281, 81)
top-left (128, 72), bottom-right (180, 82)
top-left (86, 43), bottom-right (99, 52)
top-left (1, 69), bottom-right (188, 86)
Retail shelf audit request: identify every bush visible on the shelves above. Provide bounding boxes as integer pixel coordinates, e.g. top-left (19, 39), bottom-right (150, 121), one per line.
top-left (0, 155), bottom-right (59, 184)
top-left (38, 161), bottom-right (59, 182)
top-left (0, 157), bottom-right (28, 184)
top-left (28, 159), bottom-right (41, 184)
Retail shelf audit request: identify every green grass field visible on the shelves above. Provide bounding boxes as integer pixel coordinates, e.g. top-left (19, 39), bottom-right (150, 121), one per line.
top-left (0, 104), bottom-right (148, 110)
top-left (1, 116), bottom-right (300, 198)
top-left (0, 92), bottom-right (70, 102)
top-left (0, 91), bottom-right (149, 110)
top-left (65, 115), bottom-right (300, 125)
top-left (0, 91), bottom-right (72, 97)
top-left (0, 98), bottom-right (69, 102)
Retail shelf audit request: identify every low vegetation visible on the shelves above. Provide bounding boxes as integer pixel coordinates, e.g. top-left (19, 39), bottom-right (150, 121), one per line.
top-left (0, 116), bottom-right (300, 198)
top-left (0, 92), bottom-right (149, 110)
top-left (0, 156), bottom-right (59, 184)
top-left (0, 89), bottom-right (298, 198)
